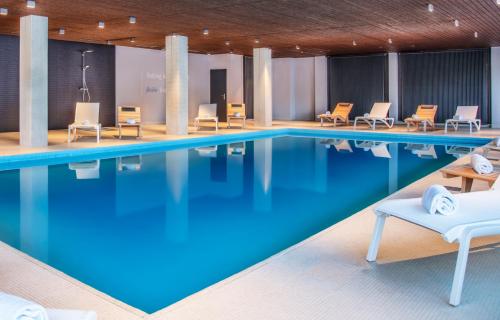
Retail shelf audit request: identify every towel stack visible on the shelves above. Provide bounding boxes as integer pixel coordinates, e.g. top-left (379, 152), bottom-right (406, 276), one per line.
top-left (0, 292), bottom-right (96, 320)
top-left (471, 154), bottom-right (493, 175)
top-left (411, 114), bottom-right (420, 120)
top-left (453, 115), bottom-right (463, 120)
top-left (422, 185), bottom-right (458, 216)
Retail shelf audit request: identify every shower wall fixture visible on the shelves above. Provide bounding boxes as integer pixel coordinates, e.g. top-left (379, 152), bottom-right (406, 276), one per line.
top-left (80, 49), bottom-right (94, 101)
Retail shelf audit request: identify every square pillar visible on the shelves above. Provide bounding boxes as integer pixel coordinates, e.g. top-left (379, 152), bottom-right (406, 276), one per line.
top-left (388, 52), bottom-right (399, 121)
top-left (314, 56), bottom-right (328, 116)
top-left (20, 15), bottom-right (48, 147)
top-left (253, 48), bottom-right (273, 127)
top-left (165, 35), bottom-right (188, 135)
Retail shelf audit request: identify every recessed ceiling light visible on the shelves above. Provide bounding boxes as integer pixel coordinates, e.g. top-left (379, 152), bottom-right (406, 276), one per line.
top-left (230, 49), bottom-right (234, 54)
top-left (129, 16), bottom-right (136, 24)
top-left (474, 31), bottom-right (478, 38)
top-left (225, 40), bottom-right (230, 46)
top-left (427, 3), bottom-right (434, 12)
top-left (0, 8), bottom-right (8, 15)
top-left (98, 21), bottom-right (105, 29)
top-left (295, 45), bottom-right (300, 50)
top-left (454, 19), bottom-right (459, 27)
top-left (107, 40), bottom-right (112, 45)
top-left (254, 39), bottom-right (260, 44)
top-left (202, 28), bottom-right (209, 36)
top-left (26, 0), bottom-right (36, 9)
top-left (352, 40), bottom-right (357, 46)
top-left (59, 28), bottom-right (65, 35)
top-left (388, 38), bottom-right (393, 44)
top-left (130, 37), bottom-right (136, 43)
top-left (207, 52), bottom-right (211, 55)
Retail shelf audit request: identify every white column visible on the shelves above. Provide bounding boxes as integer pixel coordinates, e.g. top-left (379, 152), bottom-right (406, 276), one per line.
top-left (20, 166), bottom-right (49, 262)
top-left (314, 56), bottom-right (328, 116)
top-left (388, 143), bottom-right (398, 194)
top-left (253, 48), bottom-right (273, 127)
top-left (492, 47), bottom-right (500, 128)
top-left (165, 35), bottom-right (188, 135)
top-left (165, 149), bottom-right (189, 243)
top-left (388, 52), bottom-right (399, 121)
top-left (20, 15), bottom-right (48, 147)
top-left (253, 139), bottom-right (272, 212)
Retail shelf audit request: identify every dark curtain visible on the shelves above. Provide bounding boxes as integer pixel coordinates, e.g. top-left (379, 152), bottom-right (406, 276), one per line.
top-left (0, 35), bottom-right (20, 132)
top-left (399, 49), bottom-right (491, 123)
top-left (327, 54), bottom-right (388, 117)
top-left (243, 56), bottom-right (254, 119)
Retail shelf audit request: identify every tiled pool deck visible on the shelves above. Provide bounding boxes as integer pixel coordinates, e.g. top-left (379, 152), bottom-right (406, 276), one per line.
top-left (1, 121), bottom-right (499, 319)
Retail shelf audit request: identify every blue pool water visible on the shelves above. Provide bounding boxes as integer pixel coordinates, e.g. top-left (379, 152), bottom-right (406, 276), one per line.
top-left (0, 135), bottom-right (484, 313)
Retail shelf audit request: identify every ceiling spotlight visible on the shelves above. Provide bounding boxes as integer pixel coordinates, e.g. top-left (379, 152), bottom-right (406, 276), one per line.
top-left (202, 28), bottom-right (209, 36)
top-left (352, 40), bottom-right (357, 46)
top-left (26, 0), bottom-right (36, 9)
top-left (427, 3), bottom-right (434, 12)
top-left (453, 19), bottom-right (459, 27)
top-left (225, 40), bottom-right (230, 46)
top-left (98, 21), bottom-right (105, 29)
top-left (0, 8), bottom-right (8, 15)
top-left (295, 45), bottom-right (300, 50)
top-left (230, 49), bottom-right (234, 54)
top-left (129, 16), bottom-right (136, 24)
top-left (130, 37), bottom-right (136, 43)
top-left (474, 31), bottom-right (478, 38)
top-left (388, 38), bottom-right (393, 44)
top-left (58, 28), bottom-right (65, 35)
top-left (106, 40), bottom-right (112, 45)
top-left (254, 39), bottom-right (260, 44)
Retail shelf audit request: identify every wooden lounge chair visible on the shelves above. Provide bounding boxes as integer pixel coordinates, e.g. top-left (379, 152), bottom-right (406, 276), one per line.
top-left (318, 102), bottom-right (354, 127)
top-left (404, 105), bottom-right (438, 132)
top-left (68, 102), bottom-right (101, 143)
top-left (367, 176), bottom-right (500, 306)
top-left (195, 104), bottom-right (218, 131)
top-left (117, 106), bottom-right (142, 139)
top-left (227, 103), bottom-right (246, 128)
top-left (353, 102), bottom-right (393, 130)
top-left (445, 106), bottom-right (481, 133)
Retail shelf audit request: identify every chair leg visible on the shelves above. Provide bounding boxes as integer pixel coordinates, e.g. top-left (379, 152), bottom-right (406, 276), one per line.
top-left (445, 121), bottom-right (448, 133)
top-left (97, 126), bottom-right (100, 143)
top-left (449, 236), bottom-right (471, 306)
top-left (366, 215), bottom-right (387, 262)
top-left (320, 118), bottom-right (324, 127)
top-left (68, 127), bottom-right (72, 143)
top-left (469, 122), bottom-right (472, 134)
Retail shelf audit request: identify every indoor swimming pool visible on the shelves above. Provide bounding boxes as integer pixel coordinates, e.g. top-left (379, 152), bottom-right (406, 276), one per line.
top-left (0, 134), bottom-right (487, 313)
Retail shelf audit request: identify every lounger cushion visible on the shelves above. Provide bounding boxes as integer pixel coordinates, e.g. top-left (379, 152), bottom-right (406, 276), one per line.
top-left (375, 190), bottom-right (500, 242)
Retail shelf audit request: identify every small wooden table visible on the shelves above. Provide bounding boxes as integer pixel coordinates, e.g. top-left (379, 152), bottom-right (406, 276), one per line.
top-left (118, 123), bottom-right (142, 139)
top-left (227, 115), bottom-right (246, 128)
top-left (440, 165), bottom-right (499, 192)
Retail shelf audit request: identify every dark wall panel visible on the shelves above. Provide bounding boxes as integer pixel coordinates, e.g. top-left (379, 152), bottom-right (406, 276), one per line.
top-left (243, 56), bottom-right (254, 119)
top-left (0, 36), bottom-right (20, 132)
top-left (399, 49), bottom-right (490, 123)
top-left (0, 36), bottom-right (115, 132)
top-left (328, 54), bottom-right (388, 117)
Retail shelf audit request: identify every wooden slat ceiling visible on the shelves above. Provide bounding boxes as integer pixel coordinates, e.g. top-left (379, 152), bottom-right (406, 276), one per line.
top-left (0, 0), bottom-right (499, 57)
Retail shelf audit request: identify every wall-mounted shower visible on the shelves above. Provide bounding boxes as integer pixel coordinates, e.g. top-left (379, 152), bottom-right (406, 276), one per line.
top-left (80, 49), bottom-right (94, 102)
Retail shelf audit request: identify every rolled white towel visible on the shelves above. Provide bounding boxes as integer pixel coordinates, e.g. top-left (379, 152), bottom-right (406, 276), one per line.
top-left (453, 115), bottom-right (463, 120)
top-left (411, 114), bottom-right (420, 120)
top-left (471, 154), bottom-right (493, 174)
top-left (422, 184), bottom-right (458, 216)
top-left (363, 113), bottom-right (370, 117)
top-left (81, 120), bottom-right (90, 126)
top-left (0, 292), bottom-right (48, 320)
top-left (47, 309), bottom-right (97, 320)
top-left (126, 118), bottom-right (136, 125)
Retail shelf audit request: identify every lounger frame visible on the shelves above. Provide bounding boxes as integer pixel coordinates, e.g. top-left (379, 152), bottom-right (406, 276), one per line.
top-left (353, 102), bottom-right (394, 130)
top-left (444, 106), bottom-right (481, 133)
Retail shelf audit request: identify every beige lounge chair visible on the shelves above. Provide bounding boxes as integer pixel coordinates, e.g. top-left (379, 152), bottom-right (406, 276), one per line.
top-left (354, 102), bottom-right (393, 130)
top-left (405, 143), bottom-right (438, 159)
top-left (68, 102), bottom-right (101, 143)
top-left (355, 140), bottom-right (392, 158)
top-left (117, 106), bottom-right (142, 139)
top-left (445, 106), bottom-right (481, 133)
top-left (318, 103), bottom-right (354, 127)
top-left (227, 103), bottom-right (246, 128)
top-left (195, 104), bottom-right (218, 131)
top-left (404, 105), bottom-right (438, 132)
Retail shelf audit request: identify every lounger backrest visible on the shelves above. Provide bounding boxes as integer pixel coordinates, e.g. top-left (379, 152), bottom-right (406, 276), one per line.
top-left (369, 102), bottom-right (391, 118)
top-left (331, 103), bottom-right (353, 118)
top-left (227, 103), bottom-right (246, 117)
top-left (117, 106), bottom-right (141, 124)
top-left (455, 106), bottom-right (479, 121)
top-left (416, 105), bottom-right (438, 120)
top-left (75, 102), bottom-right (100, 124)
top-left (198, 104), bottom-right (217, 118)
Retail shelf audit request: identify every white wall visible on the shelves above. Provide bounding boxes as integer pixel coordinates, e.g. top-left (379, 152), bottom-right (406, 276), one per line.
top-left (116, 47), bottom-right (243, 123)
top-left (314, 56), bottom-right (328, 115)
top-left (492, 47), bottom-right (500, 128)
top-left (272, 57), bottom-right (318, 121)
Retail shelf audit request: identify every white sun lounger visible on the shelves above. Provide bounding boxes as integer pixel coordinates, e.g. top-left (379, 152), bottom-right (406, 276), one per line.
top-left (68, 102), bottom-right (101, 143)
top-left (355, 140), bottom-right (392, 158)
top-left (354, 102), bottom-right (394, 130)
top-left (366, 178), bottom-right (500, 306)
top-left (444, 106), bottom-right (481, 133)
top-left (195, 104), bottom-right (219, 131)
top-left (68, 160), bottom-right (100, 179)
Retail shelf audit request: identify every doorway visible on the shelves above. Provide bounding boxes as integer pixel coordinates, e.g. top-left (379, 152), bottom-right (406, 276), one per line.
top-left (210, 69), bottom-right (227, 122)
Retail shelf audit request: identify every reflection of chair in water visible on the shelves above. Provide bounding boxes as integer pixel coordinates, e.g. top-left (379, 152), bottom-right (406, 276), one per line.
top-left (355, 140), bottom-right (391, 158)
top-left (405, 143), bottom-right (437, 159)
top-left (118, 155), bottom-right (142, 171)
top-left (196, 145), bottom-right (218, 158)
top-left (445, 145), bottom-right (475, 158)
top-left (228, 142), bottom-right (246, 156)
top-left (319, 139), bottom-right (352, 153)
top-left (68, 160), bottom-right (100, 179)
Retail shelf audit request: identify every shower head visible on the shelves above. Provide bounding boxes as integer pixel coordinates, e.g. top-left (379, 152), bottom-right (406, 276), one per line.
top-left (83, 65), bottom-right (90, 70)
top-left (81, 49), bottom-right (94, 55)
